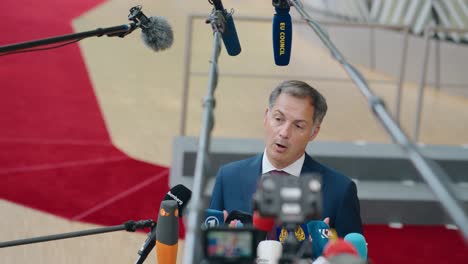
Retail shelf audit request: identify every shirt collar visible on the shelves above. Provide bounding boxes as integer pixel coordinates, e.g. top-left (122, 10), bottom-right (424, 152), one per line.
top-left (262, 149), bottom-right (305, 177)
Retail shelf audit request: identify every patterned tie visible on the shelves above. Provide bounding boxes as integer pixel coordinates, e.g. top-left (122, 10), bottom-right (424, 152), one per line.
top-left (269, 170), bottom-right (289, 176)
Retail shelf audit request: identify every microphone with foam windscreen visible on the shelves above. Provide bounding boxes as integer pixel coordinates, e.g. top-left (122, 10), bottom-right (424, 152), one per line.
top-left (128, 5), bottom-right (174, 52)
top-left (210, 0), bottom-right (242, 56)
top-left (135, 184), bottom-right (191, 264)
top-left (155, 200), bottom-right (179, 264)
top-left (257, 240), bottom-right (283, 264)
top-left (344, 233), bottom-right (367, 260)
top-left (272, 0), bottom-right (292, 66)
top-left (307, 220), bottom-right (330, 258)
top-left (204, 209), bottom-right (225, 228)
top-left (322, 239), bottom-right (358, 259)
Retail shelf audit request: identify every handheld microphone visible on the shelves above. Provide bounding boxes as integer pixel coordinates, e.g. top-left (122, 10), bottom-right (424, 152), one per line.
top-left (306, 220), bottom-right (330, 258)
top-left (128, 5), bottom-right (174, 52)
top-left (135, 184), bottom-right (191, 264)
top-left (272, 0), bottom-right (292, 66)
top-left (257, 240), bottom-right (283, 263)
top-left (328, 254), bottom-right (366, 264)
top-left (253, 211), bottom-right (276, 242)
top-left (225, 210), bottom-right (253, 225)
top-left (155, 200), bottom-right (179, 264)
top-left (210, 0), bottom-right (242, 56)
top-left (344, 233), bottom-right (367, 260)
top-left (322, 239), bottom-right (358, 259)
top-left (204, 209), bottom-right (225, 228)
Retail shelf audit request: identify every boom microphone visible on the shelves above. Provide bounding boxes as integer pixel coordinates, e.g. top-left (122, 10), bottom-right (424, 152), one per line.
top-left (272, 0), bottom-right (292, 66)
top-left (135, 184), bottom-right (191, 264)
top-left (128, 5), bottom-right (173, 52)
top-left (155, 200), bottom-right (179, 264)
top-left (210, 0), bottom-right (242, 56)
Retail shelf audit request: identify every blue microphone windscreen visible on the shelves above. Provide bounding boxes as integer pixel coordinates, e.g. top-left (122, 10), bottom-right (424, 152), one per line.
top-left (272, 10), bottom-right (292, 66)
top-left (344, 233), bottom-right (368, 260)
top-left (222, 14), bottom-right (241, 56)
top-left (307, 220), bottom-right (330, 258)
top-left (204, 209), bottom-right (225, 228)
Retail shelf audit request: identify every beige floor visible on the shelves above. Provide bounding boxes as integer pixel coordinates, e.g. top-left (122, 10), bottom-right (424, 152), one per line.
top-left (1, 0), bottom-right (467, 263)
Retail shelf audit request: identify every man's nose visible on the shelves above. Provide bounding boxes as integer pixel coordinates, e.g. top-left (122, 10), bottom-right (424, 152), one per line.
top-left (279, 123), bottom-right (292, 139)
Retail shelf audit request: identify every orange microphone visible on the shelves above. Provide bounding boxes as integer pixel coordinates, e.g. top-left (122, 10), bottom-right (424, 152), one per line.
top-left (155, 200), bottom-right (179, 264)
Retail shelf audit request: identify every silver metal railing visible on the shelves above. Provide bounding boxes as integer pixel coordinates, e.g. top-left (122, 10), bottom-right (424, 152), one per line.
top-left (413, 26), bottom-right (468, 142)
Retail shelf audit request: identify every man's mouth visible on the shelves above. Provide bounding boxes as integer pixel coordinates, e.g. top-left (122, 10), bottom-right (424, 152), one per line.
top-left (275, 143), bottom-right (287, 151)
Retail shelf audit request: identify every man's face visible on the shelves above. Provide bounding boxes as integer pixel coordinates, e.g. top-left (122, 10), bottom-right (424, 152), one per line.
top-left (263, 93), bottom-right (320, 169)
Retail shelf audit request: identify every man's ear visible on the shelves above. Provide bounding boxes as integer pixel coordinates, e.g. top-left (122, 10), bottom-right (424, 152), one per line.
top-left (309, 125), bottom-right (321, 141)
top-left (263, 108), bottom-right (269, 125)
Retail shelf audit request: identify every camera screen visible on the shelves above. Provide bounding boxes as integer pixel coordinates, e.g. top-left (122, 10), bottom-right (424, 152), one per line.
top-left (205, 229), bottom-right (254, 259)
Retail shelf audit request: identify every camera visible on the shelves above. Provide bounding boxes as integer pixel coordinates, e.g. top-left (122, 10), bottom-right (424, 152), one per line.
top-left (202, 226), bottom-right (257, 264)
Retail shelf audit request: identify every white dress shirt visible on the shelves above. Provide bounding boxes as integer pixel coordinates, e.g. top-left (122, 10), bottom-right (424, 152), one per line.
top-left (261, 149), bottom-right (305, 177)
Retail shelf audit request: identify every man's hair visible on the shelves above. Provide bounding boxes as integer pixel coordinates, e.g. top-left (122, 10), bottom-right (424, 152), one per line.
top-left (268, 80), bottom-right (328, 125)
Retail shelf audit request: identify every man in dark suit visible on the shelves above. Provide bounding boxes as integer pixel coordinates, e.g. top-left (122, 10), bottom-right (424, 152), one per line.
top-left (209, 80), bottom-right (363, 237)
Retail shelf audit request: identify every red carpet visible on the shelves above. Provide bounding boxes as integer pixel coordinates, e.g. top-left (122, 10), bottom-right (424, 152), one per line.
top-left (0, 1), bottom-right (466, 263)
top-left (0, 0), bottom-right (171, 230)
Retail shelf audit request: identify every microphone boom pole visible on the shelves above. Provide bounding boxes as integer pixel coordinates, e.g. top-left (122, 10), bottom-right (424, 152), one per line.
top-left (183, 8), bottom-right (225, 264)
top-left (289, 0), bottom-right (468, 240)
top-left (0, 24), bottom-right (137, 53)
top-left (0, 5), bottom-right (150, 54)
top-left (0, 220), bottom-right (155, 248)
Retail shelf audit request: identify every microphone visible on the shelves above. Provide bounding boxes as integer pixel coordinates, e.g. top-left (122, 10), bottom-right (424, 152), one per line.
top-left (272, 0), bottom-right (292, 66)
top-left (328, 254), bottom-right (366, 264)
top-left (344, 233), bottom-right (367, 260)
top-left (210, 0), bottom-right (242, 56)
top-left (155, 200), bottom-right (179, 264)
top-left (306, 220), bottom-right (330, 258)
top-left (225, 210), bottom-right (253, 225)
top-left (135, 184), bottom-right (191, 264)
top-left (322, 239), bottom-right (358, 259)
top-left (257, 240), bottom-right (283, 264)
top-left (204, 209), bottom-right (225, 228)
top-left (253, 211), bottom-right (276, 241)
top-left (128, 5), bottom-right (174, 52)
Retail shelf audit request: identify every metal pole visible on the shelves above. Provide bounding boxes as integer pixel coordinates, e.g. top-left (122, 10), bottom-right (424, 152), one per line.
top-left (290, 0), bottom-right (468, 241)
top-left (183, 10), bottom-right (224, 264)
top-left (435, 36), bottom-right (441, 90)
top-left (395, 26), bottom-right (410, 124)
top-left (0, 220), bottom-right (154, 248)
top-left (180, 16), bottom-right (195, 136)
top-left (413, 27), bottom-right (432, 142)
top-left (370, 27), bottom-right (376, 70)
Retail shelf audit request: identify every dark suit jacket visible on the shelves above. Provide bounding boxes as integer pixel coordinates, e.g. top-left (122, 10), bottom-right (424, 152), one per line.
top-left (209, 153), bottom-right (363, 237)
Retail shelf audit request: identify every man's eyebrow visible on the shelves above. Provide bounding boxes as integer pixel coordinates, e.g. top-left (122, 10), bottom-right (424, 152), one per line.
top-left (272, 110), bottom-right (285, 116)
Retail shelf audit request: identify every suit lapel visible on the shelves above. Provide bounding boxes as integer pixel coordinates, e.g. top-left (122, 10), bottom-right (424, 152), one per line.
top-left (241, 154), bottom-right (263, 209)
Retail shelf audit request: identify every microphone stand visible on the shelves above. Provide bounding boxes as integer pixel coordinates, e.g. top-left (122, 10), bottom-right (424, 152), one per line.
top-left (0, 219), bottom-right (155, 248)
top-left (289, 0), bottom-right (468, 241)
top-left (183, 8), bottom-right (225, 264)
top-left (0, 5), bottom-right (147, 54)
